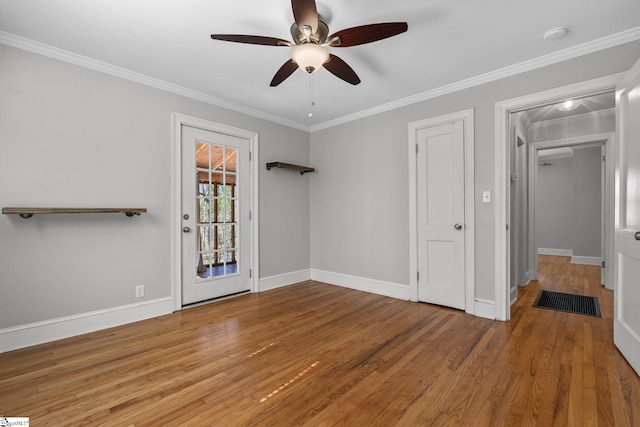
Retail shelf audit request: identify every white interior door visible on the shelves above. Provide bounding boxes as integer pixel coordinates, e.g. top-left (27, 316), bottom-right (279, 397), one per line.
top-left (614, 57), bottom-right (640, 376)
top-left (417, 120), bottom-right (466, 310)
top-left (181, 125), bottom-right (250, 306)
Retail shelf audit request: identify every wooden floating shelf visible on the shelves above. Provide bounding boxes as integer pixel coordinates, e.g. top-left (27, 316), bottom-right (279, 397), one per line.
top-left (266, 162), bottom-right (315, 175)
top-left (2, 207), bottom-right (147, 219)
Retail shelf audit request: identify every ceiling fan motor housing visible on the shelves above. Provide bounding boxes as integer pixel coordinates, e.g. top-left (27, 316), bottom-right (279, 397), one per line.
top-left (290, 19), bottom-right (329, 44)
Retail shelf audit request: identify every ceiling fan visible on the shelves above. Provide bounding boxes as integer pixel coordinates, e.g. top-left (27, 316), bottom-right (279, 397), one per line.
top-left (210, 0), bottom-right (408, 86)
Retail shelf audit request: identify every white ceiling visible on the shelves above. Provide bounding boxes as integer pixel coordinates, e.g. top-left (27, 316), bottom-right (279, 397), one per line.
top-left (1, 1), bottom-right (639, 130)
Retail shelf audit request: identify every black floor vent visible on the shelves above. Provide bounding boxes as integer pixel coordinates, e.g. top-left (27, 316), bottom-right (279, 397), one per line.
top-left (533, 290), bottom-right (601, 317)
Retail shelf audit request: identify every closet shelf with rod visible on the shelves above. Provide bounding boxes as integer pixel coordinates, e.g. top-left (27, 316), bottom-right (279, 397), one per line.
top-left (2, 207), bottom-right (147, 219)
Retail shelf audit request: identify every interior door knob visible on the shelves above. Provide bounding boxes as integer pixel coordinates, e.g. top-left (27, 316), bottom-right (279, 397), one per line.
top-left (454, 223), bottom-right (462, 230)
top-left (635, 231), bottom-right (640, 241)
top-left (183, 227), bottom-right (191, 233)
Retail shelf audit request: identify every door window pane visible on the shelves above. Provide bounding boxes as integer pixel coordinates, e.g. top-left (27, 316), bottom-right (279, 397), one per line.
top-left (195, 141), bottom-right (239, 280)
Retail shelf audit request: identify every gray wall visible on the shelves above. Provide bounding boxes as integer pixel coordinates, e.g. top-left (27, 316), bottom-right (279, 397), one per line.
top-left (311, 40), bottom-right (640, 302)
top-left (2, 37), bottom-right (639, 332)
top-left (535, 147), bottom-right (602, 258)
top-left (536, 157), bottom-right (574, 251)
top-left (511, 112), bottom-right (530, 288)
top-left (572, 147), bottom-right (602, 257)
top-left (0, 43), bottom-right (310, 329)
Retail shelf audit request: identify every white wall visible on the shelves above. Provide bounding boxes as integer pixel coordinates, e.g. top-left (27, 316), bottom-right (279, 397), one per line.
top-left (528, 110), bottom-right (615, 143)
top-left (0, 43), bottom-right (310, 332)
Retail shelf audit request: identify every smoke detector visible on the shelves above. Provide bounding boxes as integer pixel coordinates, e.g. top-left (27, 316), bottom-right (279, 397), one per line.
top-left (544, 27), bottom-right (568, 40)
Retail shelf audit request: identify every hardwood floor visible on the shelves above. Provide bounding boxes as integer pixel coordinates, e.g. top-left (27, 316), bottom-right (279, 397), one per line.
top-left (1, 255), bottom-right (638, 426)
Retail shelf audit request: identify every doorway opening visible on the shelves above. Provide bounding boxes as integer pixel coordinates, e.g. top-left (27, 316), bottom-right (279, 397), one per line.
top-left (171, 113), bottom-right (259, 312)
top-left (508, 92), bottom-right (614, 306)
top-left (494, 74), bottom-right (620, 320)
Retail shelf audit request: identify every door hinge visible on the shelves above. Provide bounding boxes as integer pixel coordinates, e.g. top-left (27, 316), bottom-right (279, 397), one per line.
top-left (416, 144), bottom-right (419, 154)
top-left (250, 268), bottom-right (252, 278)
top-left (506, 224), bottom-right (509, 231)
top-left (417, 271), bottom-right (419, 281)
top-left (249, 210), bottom-right (252, 220)
top-left (602, 260), bottom-right (605, 268)
top-left (602, 154), bottom-right (606, 161)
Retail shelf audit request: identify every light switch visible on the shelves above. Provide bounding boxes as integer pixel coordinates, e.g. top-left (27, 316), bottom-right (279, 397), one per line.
top-left (483, 191), bottom-right (491, 203)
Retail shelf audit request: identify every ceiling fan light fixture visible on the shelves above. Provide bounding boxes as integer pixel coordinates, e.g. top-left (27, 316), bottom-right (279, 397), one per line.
top-left (291, 43), bottom-right (329, 73)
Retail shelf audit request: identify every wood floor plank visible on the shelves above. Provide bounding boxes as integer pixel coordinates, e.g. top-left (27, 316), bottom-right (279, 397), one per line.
top-left (1, 257), bottom-right (639, 426)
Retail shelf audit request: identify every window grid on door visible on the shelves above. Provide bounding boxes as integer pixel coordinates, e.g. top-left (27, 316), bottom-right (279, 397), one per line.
top-left (195, 142), bottom-right (238, 279)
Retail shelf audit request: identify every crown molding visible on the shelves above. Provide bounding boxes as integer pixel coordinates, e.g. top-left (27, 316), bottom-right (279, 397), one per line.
top-left (2, 26), bottom-right (639, 134)
top-left (0, 31), bottom-right (310, 132)
top-left (310, 26), bottom-right (640, 132)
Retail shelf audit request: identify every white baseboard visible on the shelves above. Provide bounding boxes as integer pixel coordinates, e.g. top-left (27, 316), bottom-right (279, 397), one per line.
top-left (538, 248), bottom-right (573, 256)
top-left (474, 298), bottom-right (496, 320)
top-left (310, 269), bottom-right (410, 300)
top-left (0, 297), bottom-right (174, 353)
top-left (571, 256), bottom-right (602, 266)
top-left (258, 269), bottom-right (311, 292)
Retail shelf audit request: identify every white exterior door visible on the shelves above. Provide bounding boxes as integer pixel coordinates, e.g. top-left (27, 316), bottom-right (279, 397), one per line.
top-left (181, 125), bottom-right (251, 305)
top-left (416, 120), bottom-right (466, 310)
top-left (613, 57), bottom-right (640, 375)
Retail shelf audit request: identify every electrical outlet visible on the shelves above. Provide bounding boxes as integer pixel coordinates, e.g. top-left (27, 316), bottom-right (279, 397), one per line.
top-left (135, 285), bottom-right (144, 298)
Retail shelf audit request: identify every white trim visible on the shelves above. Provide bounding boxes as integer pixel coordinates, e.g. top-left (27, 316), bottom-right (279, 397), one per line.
top-left (3, 26), bottom-right (639, 134)
top-left (259, 269), bottom-right (311, 292)
top-left (495, 74), bottom-right (621, 321)
top-left (474, 299), bottom-right (496, 320)
top-left (528, 108), bottom-right (615, 130)
top-left (408, 109), bottom-right (475, 313)
top-left (0, 31), bottom-right (308, 132)
top-left (571, 256), bottom-right (602, 266)
top-left (510, 286), bottom-right (518, 305)
top-left (538, 248), bottom-right (574, 256)
top-left (310, 28), bottom-right (640, 132)
top-left (613, 56), bottom-right (640, 377)
top-left (171, 113), bottom-right (259, 311)
top-left (614, 324), bottom-right (640, 377)
top-left (310, 269), bottom-right (410, 300)
top-left (0, 297), bottom-right (173, 353)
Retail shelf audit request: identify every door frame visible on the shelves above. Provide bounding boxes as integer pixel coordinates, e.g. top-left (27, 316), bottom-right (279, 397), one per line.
top-left (171, 113), bottom-right (259, 311)
top-left (408, 109), bottom-right (476, 315)
top-left (527, 134), bottom-right (613, 285)
top-left (494, 73), bottom-right (622, 320)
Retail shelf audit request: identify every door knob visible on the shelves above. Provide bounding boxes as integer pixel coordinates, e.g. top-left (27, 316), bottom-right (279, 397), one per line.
top-left (183, 227), bottom-right (191, 233)
top-left (454, 223), bottom-right (463, 230)
top-left (635, 231), bottom-right (640, 241)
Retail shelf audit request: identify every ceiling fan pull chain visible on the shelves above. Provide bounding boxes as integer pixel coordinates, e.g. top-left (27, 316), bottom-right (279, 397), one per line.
top-left (308, 73), bottom-right (315, 117)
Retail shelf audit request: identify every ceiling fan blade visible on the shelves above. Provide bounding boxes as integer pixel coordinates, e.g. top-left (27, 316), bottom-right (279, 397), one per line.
top-left (323, 54), bottom-right (361, 85)
top-left (211, 34), bottom-right (292, 47)
top-left (270, 60), bottom-right (299, 86)
top-left (291, 0), bottom-right (319, 34)
top-left (329, 22), bottom-right (408, 47)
